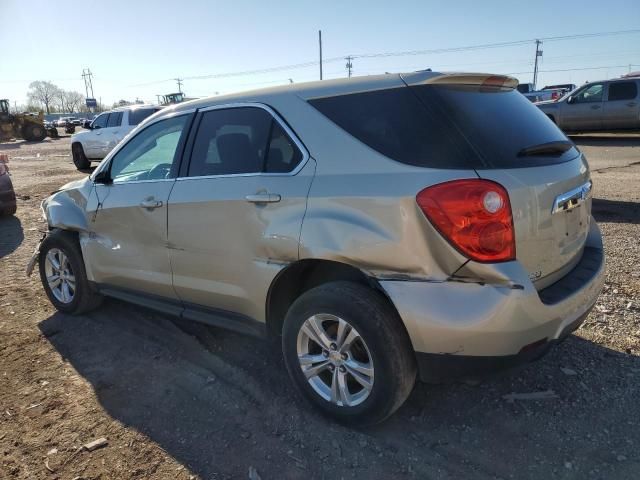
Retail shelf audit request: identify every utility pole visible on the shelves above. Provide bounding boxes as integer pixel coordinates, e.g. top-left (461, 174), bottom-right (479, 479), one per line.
top-left (532, 40), bottom-right (542, 89)
top-left (81, 68), bottom-right (95, 99)
top-left (345, 56), bottom-right (353, 78)
top-left (319, 30), bottom-right (323, 80)
top-left (175, 78), bottom-right (183, 93)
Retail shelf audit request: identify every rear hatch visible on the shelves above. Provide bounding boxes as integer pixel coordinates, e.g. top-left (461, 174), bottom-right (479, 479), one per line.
top-left (402, 73), bottom-right (591, 288)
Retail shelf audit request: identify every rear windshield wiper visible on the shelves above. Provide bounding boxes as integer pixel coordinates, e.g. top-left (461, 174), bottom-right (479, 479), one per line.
top-left (517, 141), bottom-right (573, 157)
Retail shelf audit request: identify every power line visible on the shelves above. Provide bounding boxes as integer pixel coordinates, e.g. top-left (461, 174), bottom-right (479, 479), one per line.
top-left (128, 28), bottom-right (640, 87)
top-left (506, 64), bottom-right (640, 75)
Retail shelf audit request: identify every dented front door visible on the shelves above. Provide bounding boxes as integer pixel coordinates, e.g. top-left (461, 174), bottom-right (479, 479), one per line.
top-left (167, 159), bottom-right (315, 322)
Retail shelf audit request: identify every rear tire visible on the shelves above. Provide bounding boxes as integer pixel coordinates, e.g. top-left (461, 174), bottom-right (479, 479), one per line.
top-left (72, 143), bottom-right (90, 170)
top-left (282, 281), bottom-right (416, 426)
top-left (38, 229), bottom-right (103, 314)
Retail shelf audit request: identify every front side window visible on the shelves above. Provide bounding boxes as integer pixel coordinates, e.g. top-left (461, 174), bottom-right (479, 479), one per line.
top-left (109, 114), bottom-right (189, 183)
top-left (187, 107), bottom-right (302, 177)
top-left (607, 81), bottom-right (638, 101)
top-left (92, 113), bottom-right (109, 129)
top-left (107, 111), bottom-right (123, 128)
top-left (572, 84), bottom-right (604, 103)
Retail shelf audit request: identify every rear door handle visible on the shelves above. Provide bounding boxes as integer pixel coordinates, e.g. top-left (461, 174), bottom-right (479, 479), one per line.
top-left (140, 199), bottom-right (163, 210)
top-left (245, 193), bottom-right (281, 203)
top-left (627, 101), bottom-right (637, 107)
top-left (590, 104), bottom-right (601, 109)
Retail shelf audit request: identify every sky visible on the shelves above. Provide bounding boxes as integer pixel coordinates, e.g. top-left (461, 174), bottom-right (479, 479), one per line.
top-left (1, 0), bottom-right (639, 108)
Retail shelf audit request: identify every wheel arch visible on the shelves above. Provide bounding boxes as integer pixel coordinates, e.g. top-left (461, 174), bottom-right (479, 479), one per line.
top-left (265, 259), bottom-right (406, 340)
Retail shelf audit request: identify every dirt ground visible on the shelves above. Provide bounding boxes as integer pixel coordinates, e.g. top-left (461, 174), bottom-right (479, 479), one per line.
top-left (0, 134), bottom-right (639, 480)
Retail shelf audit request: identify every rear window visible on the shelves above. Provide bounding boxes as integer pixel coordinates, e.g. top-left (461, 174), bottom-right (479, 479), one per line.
top-left (308, 85), bottom-right (577, 169)
top-left (107, 111), bottom-right (123, 127)
top-left (129, 108), bottom-right (159, 126)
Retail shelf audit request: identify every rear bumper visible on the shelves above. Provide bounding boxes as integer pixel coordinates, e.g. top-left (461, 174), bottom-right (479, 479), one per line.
top-left (380, 218), bottom-right (605, 382)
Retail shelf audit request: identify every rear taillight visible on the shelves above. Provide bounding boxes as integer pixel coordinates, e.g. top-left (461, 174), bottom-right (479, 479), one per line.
top-left (416, 179), bottom-right (515, 263)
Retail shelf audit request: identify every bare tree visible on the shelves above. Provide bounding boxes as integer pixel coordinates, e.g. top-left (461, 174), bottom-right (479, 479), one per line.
top-left (55, 89), bottom-right (67, 113)
top-left (27, 81), bottom-right (60, 114)
top-left (64, 91), bottom-right (85, 113)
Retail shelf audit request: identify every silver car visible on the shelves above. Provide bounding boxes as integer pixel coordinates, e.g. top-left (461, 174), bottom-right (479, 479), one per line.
top-left (30, 71), bottom-right (605, 425)
top-left (537, 76), bottom-right (640, 132)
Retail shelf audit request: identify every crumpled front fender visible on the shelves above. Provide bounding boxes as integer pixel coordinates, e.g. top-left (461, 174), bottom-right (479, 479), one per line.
top-left (43, 177), bottom-right (92, 232)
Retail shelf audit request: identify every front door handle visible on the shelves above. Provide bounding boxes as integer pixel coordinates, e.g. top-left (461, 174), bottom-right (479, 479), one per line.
top-left (140, 199), bottom-right (163, 210)
top-left (245, 193), bottom-right (281, 203)
top-left (590, 104), bottom-right (601, 109)
top-left (627, 101), bottom-right (637, 107)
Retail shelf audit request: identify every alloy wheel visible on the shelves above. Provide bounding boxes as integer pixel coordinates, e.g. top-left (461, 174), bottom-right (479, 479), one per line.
top-left (44, 248), bottom-right (76, 304)
top-left (296, 313), bottom-right (374, 407)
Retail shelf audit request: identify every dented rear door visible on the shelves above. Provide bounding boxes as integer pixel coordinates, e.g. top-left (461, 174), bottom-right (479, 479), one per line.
top-left (166, 105), bottom-right (314, 323)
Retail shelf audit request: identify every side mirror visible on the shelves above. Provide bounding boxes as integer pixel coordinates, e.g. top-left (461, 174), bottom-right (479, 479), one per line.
top-left (93, 168), bottom-right (112, 184)
top-left (567, 96), bottom-right (574, 104)
top-left (92, 124), bottom-right (101, 130)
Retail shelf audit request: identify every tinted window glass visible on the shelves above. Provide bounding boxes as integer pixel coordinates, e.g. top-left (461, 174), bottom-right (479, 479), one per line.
top-left (107, 111), bottom-right (123, 127)
top-left (309, 88), bottom-right (477, 169)
top-left (607, 81), bottom-right (638, 101)
top-left (110, 115), bottom-right (188, 183)
top-left (129, 108), bottom-right (160, 126)
top-left (572, 83), bottom-right (604, 103)
top-left (309, 85), bottom-right (576, 169)
top-left (188, 107), bottom-right (272, 176)
top-left (92, 113), bottom-right (108, 129)
top-left (265, 122), bottom-right (302, 173)
top-left (413, 85), bottom-right (576, 168)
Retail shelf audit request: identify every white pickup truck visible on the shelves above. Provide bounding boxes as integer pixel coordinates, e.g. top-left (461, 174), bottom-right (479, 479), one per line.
top-left (71, 105), bottom-right (161, 170)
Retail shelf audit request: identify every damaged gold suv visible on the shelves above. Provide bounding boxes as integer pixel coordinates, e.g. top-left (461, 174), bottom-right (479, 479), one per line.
top-left (30, 71), bottom-right (605, 425)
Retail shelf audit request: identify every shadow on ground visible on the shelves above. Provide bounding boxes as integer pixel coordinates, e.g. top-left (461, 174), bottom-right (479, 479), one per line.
top-left (0, 215), bottom-right (23, 258)
top-left (592, 198), bottom-right (640, 225)
top-left (39, 300), bottom-right (640, 479)
top-left (570, 135), bottom-right (640, 148)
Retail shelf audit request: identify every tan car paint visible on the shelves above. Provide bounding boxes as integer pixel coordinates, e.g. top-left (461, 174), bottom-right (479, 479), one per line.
top-left (37, 71), bottom-right (605, 360)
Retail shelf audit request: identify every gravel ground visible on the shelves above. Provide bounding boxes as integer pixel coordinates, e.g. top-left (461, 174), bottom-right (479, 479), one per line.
top-left (0, 135), bottom-right (638, 479)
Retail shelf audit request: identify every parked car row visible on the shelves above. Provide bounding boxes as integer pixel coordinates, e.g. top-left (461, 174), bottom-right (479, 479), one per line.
top-left (35, 71), bottom-right (605, 425)
top-left (517, 83), bottom-right (576, 102)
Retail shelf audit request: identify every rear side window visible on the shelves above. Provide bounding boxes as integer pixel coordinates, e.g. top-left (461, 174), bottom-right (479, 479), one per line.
top-left (309, 85), bottom-right (576, 169)
top-left (129, 108), bottom-right (159, 126)
top-left (107, 111), bottom-right (123, 127)
top-left (188, 107), bottom-right (272, 176)
top-left (188, 107), bottom-right (303, 177)
top-left (308, 88), bottom-right (476, 169)
top-left (607, 81), bottom-right (638, 101)
top-left (265, 122), bottom-right (302, 173)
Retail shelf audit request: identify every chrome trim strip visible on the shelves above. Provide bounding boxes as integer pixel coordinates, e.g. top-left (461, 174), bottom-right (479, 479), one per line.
top-left (552, 180), bottom-right (592, 214)
top-left (176, 102), bottom-right (310, 180)
top-left (110, 178), bottom-right (176, 185)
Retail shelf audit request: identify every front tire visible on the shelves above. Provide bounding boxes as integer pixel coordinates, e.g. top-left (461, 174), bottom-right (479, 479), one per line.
top-left (22, 123), bottom-right (46, 141)
top-left (72, 143), bottom-right (90, 170)
top-left (38, 229), bottom-right (103, 314)
top-left (282, 281), bottom-right (416, 426)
